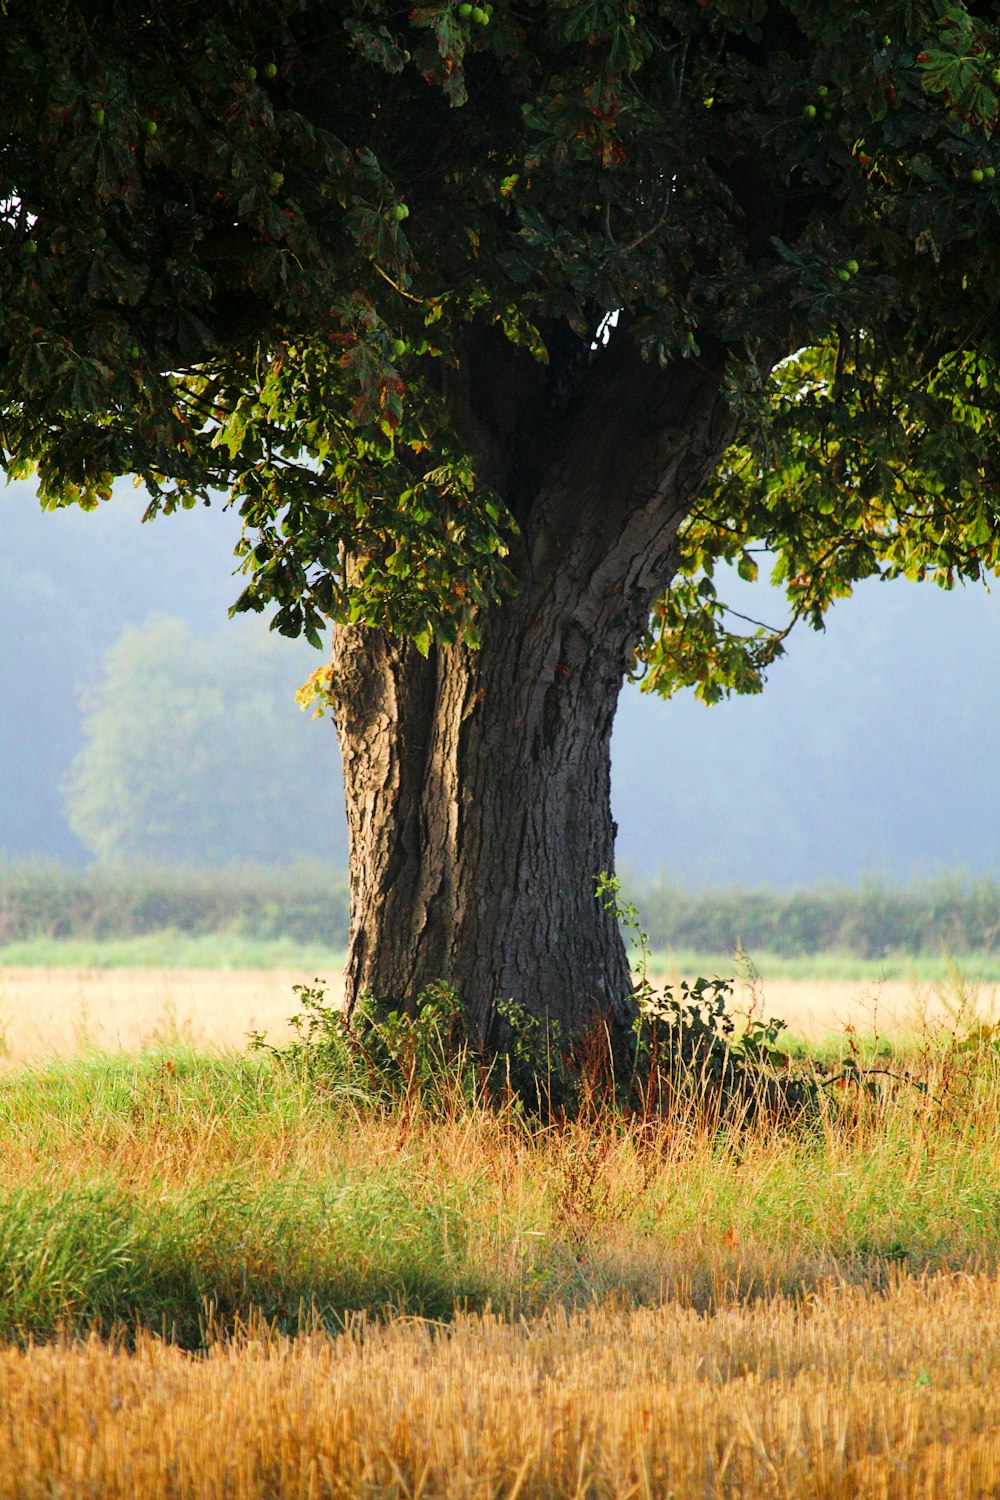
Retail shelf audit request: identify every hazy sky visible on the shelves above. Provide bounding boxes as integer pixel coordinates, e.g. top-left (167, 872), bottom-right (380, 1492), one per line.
top-left (613, 574), bottom-right (1000, 885)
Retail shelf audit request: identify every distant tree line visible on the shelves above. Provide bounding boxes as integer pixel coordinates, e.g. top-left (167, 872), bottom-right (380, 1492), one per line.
top-left (7, 484), bottom-right (1000, 891)
top-left (0, 862), bottom-right (350, 947)
top-left (1, 864), bottom-right (998, 960)
top-left (631, 873), bottom-right (1000, 959)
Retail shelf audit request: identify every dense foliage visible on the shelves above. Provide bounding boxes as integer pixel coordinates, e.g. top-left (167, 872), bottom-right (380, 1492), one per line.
top-left (3, 1), bottom-right (1000, 687)
top-left (0, 861), bottom-right (350, 946)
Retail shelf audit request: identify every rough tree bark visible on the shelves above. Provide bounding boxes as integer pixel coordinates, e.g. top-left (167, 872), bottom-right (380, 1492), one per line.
top-left (328, 328), bottom-right (740, 1052)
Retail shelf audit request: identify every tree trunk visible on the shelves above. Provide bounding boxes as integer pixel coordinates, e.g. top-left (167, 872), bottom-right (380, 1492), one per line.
top-left (330, 597), bottom-right (639, 1050)
top-left (328, 336), bottom-right (738, 1055)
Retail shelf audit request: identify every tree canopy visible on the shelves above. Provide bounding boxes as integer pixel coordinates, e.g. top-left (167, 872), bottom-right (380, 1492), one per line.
top-left (7, 1), bottom-right (1000, 1043)
top-left (4, 0), bottom-right (1000, 686)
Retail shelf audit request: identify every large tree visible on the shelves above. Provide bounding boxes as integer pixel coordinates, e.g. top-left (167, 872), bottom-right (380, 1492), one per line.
top-left (3, 0), bottom-right (1000, 1051)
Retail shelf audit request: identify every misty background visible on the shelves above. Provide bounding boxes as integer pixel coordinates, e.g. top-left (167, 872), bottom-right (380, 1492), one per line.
top-left (2, 475), bottom-right (998, 889)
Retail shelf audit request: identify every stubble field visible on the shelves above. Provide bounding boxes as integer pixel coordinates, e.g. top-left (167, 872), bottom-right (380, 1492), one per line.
top-left (1, 958), bottom-right (999, 1496)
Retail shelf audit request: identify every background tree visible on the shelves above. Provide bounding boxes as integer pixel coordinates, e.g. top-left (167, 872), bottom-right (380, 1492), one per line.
top-left (65, 614), bottom-right (346, 867)
top-left (4, 1), bottom-right (1000, 1054)
top-left (0, 482), bottom-right (264, 863)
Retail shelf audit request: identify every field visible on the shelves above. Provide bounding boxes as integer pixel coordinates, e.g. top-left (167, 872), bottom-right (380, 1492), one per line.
top-left (2, 956), bottom-right (1000, 1495)
top-left (0, 962), bottom-right (322, 1060)
top-left (1, 948), bottom-right (997, 1062)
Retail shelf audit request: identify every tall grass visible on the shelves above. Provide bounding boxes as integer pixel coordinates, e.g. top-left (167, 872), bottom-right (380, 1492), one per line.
top-left (0, 1013), bottom-right (998, 1347)
top-left (1, 989), bottom-right (1000, 1493)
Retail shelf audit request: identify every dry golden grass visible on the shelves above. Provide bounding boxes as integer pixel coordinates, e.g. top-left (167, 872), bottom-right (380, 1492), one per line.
top-left (3, 1272), bottom-right (1000, 1498)
top-left (1, 964), bottom-right (995, 1065)
top-left (0, 966), bottom-right (336, 1061)
top-left (647, 965), bottom-right (1000, 1047)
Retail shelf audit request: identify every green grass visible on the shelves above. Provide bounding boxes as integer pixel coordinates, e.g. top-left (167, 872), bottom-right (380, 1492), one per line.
top-left (2, 1029), bottom-right (1000, 1348)
top-left (646, 947), bottom-right (1000, 984)
top-left (0, 1174), bottom-right (479, 1345)
top-left (0, 1050), bottom-right (484, 1343)
top-left (5, 932), bottom-right (1000, 984)
top-left (0, 932), bottom-right (347, 969)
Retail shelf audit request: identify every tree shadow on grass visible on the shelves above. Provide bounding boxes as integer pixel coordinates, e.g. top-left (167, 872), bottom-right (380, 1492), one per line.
top-left (0, 1177), bottom-right (487, 1350)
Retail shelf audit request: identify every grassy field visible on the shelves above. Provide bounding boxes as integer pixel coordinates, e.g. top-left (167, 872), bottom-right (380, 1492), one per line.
top-left (2, 962), bottom-right (1000, 1495)
top-left (0, 931), bottom-right (348, 970)
top-left (5, 928), bottom-right (1000, 982)
top-left (0, 964), bottom-right (334, 1059)
top-left (650, 946), bottom-right (1000, 985)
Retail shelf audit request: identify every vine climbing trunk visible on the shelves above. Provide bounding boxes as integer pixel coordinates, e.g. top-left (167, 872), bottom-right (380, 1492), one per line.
top-left (327, 332), bottom-right (739, 1055)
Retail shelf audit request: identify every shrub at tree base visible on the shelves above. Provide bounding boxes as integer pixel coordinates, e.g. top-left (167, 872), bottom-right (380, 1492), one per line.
top-left (251, 975), bottom-right (864, 1126)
